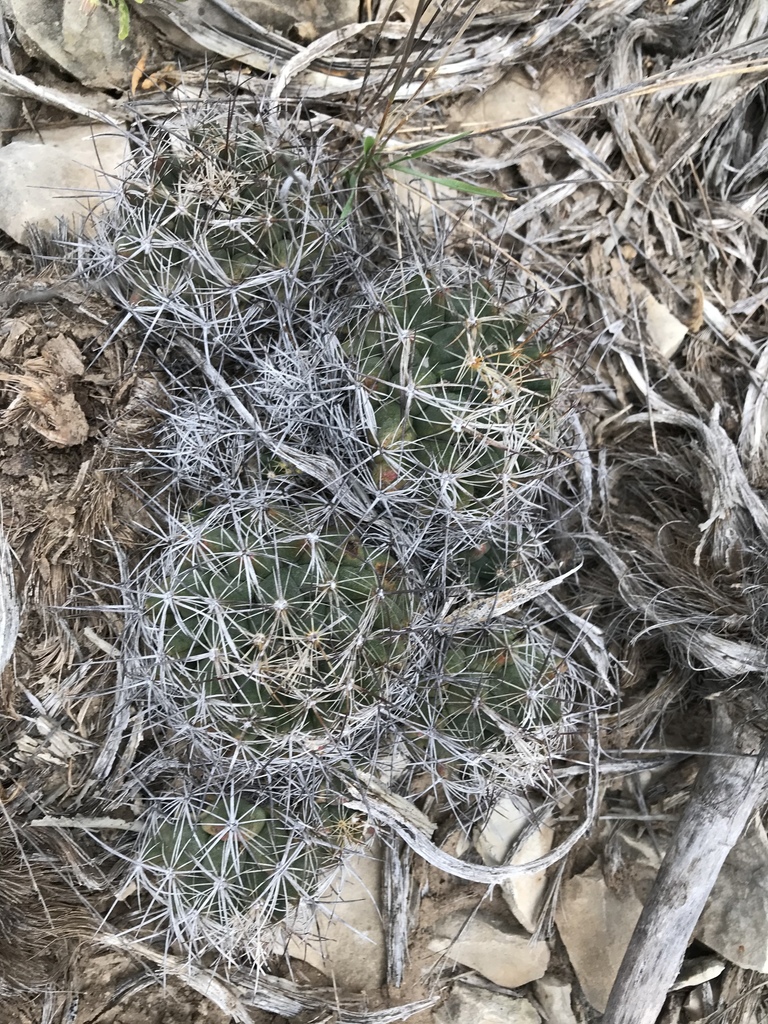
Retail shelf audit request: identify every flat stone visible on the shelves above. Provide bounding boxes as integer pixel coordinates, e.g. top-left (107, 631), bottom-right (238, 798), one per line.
top-left (433, 983), bottom-right (541, 1024)
top-left (555, 860), bottom-right (643, 1012)
top-left (446, 69), bottom-right (591, 159)
top-left (474, 794), bottom-right (553, 932)
top-left (643, 291), bottom-right (689, 359)
top-left (475, 794), bottom-right (527, 863)
top-left (428, 908), bottom-right (549, 990)
top-left (697, 817), bottom-right (768, 972)
top-left (2, 0), bottom-right (159, 90)
top-left (227, 0), bottom-right (358, 35)
top-left (533, 975), bottom-right (577, 1024)
top-left (671, 956), bottom-right (725, 992)
top-left (0, 123), bottom-right (127, 243)
top-left (286, 848), bottom-right (386, 994)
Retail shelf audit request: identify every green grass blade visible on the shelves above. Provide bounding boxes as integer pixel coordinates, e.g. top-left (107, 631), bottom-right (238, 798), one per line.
top-left (117, 0), bottom-right (131, 38)
top-left (389, 164), bottom-right (512, 200)
top-left (385, 132), bottom-right (473, 166)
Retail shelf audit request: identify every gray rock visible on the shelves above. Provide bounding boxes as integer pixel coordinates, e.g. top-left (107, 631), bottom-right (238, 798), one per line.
top-left (2, 0), bottom-right (158, 90)
top-left (533, 975), bottom-right (577, 1024)
top-left (433, 983), bottom-right (541, 1024)
top-left (226, 0), bottom-right (358, 35)
top-left (0, 123), bottom-right (127, 243)
top-left (554, 860), bottom-right (643, 1013)
top-left (428, 908), bottom-right (550, 989)
top-left (670, 956), bottom-right (725, 992)
top-left (683, 982), bottom-right (716, 1022)
top-left (474, 794), bottom-right (553, 933)
top-left (286, 848), bottom-right (386, 993)
top-left (697, 817), bottom-right (768, 972)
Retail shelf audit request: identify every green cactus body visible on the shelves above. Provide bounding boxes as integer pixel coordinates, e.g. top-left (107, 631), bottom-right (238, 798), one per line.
top-left (412, 629), bottom-right (562, 755)
top-left (347, 276), bottom-right (553, 507)
top-left (81, 103), bottom-right (580, 968)
top-left (150, 505), bottom-right (413, 750)
top-left (144, 796), bottom-right (338, 923)
top-left (112, 122), bottom-right (340, 312)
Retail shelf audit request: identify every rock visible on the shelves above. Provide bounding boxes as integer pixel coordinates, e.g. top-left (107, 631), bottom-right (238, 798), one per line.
top-left (671, 956), bottom-right (725, 991)
top-left (286, 848), bottom-right (386, 993)
top-left (532, 975), bottom-right (577, 1024)
top-left (683, 982), bottom-right (716, 1022)
top-left (0, 94), bottom-right (21, 143)
top-left (226, 0), bottom-right (357, 35)
top-left (697, 817), bottom-right (768, 972)
top-left (433, 983), bottom-right (541, 1024)
top-left (474, 794), bottom-right (553, 932)
top-left (0, 123), bottom-right (127, 244)
top-left (554, 860), bottom-right (643, 1012)
top-left (446, 69), bottom-right (591, 159)
top-left (643, 291), bottom-right (689, 359)
top-left (474, 793), bottom-right (530, 864)
top-left (428, 908), bottom-right (549, 989)
top-left (1, 0), bottom-right (159, 90)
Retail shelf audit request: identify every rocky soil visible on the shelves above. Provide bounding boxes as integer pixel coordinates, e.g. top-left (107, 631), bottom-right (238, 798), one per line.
top-left (1, 2), bottom-right (767, 1023)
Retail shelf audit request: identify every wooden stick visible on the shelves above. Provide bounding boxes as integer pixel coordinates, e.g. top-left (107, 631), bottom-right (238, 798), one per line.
top-left (602, 701), bottom-right (768, 1024)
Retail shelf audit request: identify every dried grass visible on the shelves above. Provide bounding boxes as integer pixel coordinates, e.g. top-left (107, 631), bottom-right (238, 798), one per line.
top-left (1, 0), bottom-right (767, 1018)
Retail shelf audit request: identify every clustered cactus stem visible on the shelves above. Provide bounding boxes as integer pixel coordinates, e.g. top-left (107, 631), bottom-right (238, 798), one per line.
top-left (79, 104), bottom-right (593, 963)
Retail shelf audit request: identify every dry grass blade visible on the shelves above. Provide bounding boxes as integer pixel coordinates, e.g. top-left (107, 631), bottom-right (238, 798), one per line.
top-left (437, 563), bottom-right (581, 629)
top-left (0, 66), bottom-right (121, 126)
top-left (0, 525), bottom-right (18, 675)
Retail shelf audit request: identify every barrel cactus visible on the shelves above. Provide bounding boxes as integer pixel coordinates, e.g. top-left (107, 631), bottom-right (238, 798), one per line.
top-left (90, 112), bottom-right (347, 356)
top-left (136, 787), bottom-right (368, 956)
top-left (347, 274), bottom-right (552, 491)
top-left (145, 494), bottom-right (415, 757)
top-left (77, 106), bottom-right (584, 964)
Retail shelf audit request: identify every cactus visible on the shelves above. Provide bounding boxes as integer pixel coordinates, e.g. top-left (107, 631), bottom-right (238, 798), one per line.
top-left (347, 273), bottom-right (553, 499)
top-left (145, 495), bottom-right (415, 756)
top-left (75, 106), bottom-right (585, 965)
top-left (138, 788), bottom-right (366, 953)
top-left (343, 271), bottom-right (558, 609)
top-left (436, 627), bottom-right (563, 745)
top-left (88, 112), bottom-right (349, 358)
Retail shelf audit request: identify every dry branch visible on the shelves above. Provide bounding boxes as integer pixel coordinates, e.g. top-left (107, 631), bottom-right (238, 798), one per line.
top-left (603, 701), bottom-right (768, 1024)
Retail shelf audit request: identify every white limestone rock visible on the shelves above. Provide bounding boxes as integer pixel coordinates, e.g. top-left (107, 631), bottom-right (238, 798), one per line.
top-left (0, 123), bottom-right (127, 243)
top-left (433, 982), bottom-right (541, 1024)
top-left (533, 975), bottom-right (578, 1024)
top-left (554, 860), bottom-right (643, 1012)
top-left (286, 848), bottom-right (386, 994)
top-left (474, 794), bottom-right (553, 932)
top-left (697, 817), bottom-right (768, 972)
top-left (428, 907), bottom-right (550, 990)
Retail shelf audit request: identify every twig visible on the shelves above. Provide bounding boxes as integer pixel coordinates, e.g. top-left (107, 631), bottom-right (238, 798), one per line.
top-left (0, 67), bottom-right (122, 127)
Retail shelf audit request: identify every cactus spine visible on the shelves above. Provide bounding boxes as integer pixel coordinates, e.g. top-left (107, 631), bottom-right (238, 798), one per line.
top-left (82, 107), bottom-right (579, 961)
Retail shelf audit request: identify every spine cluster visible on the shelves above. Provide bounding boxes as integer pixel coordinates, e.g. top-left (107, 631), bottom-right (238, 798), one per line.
top-left (82, 108), bottom-right (581, 961)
